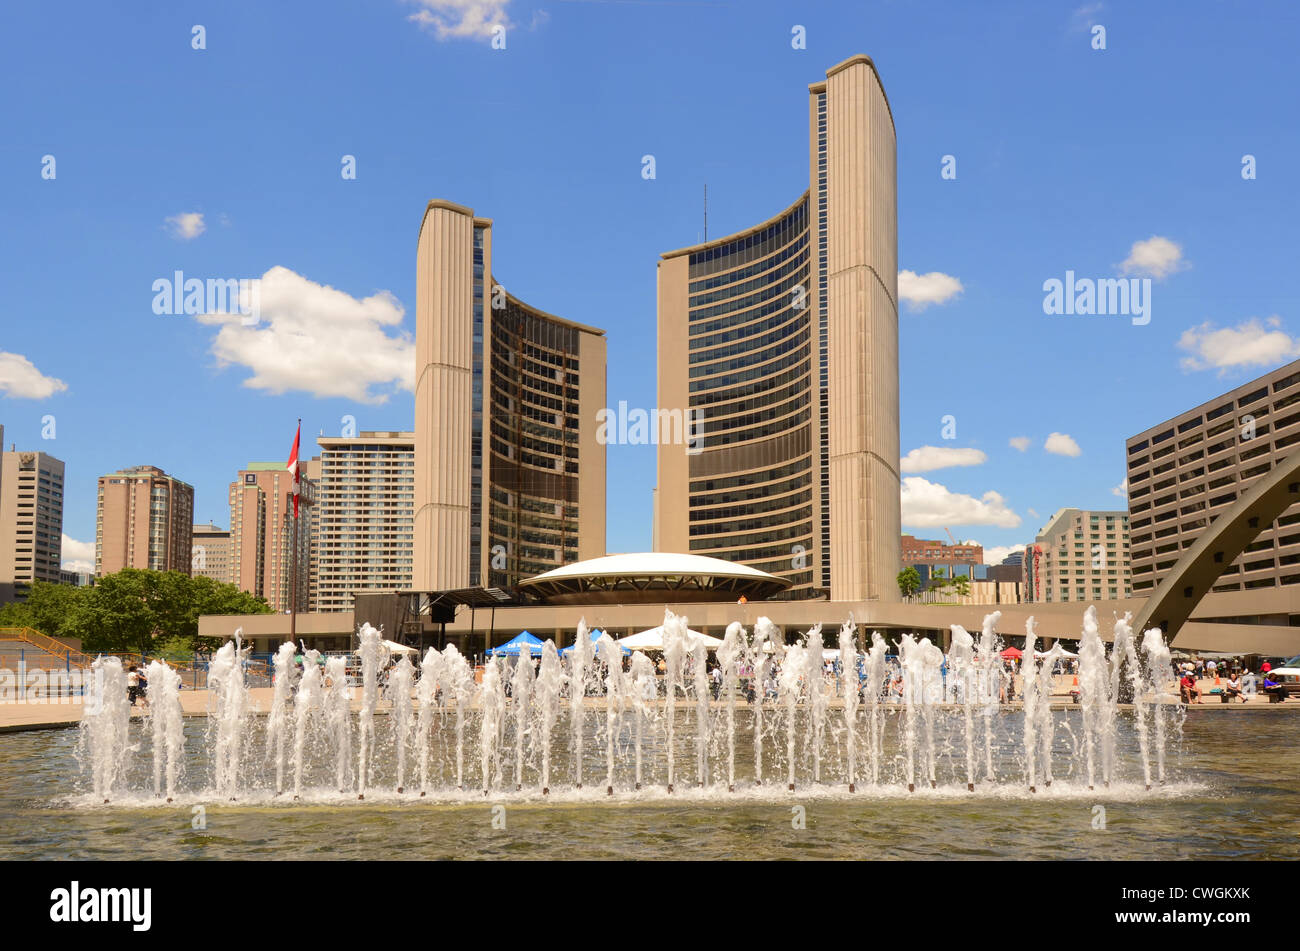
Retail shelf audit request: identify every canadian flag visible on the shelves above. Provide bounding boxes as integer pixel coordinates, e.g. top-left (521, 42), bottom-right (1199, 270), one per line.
top-left (287, 422), bottom-right (301, 518)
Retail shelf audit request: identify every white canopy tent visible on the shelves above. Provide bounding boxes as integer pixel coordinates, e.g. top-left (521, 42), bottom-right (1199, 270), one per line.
top-left (616, 626), bottom-right (723, 651)
top-left (353, 639), bottom-right (418, 656)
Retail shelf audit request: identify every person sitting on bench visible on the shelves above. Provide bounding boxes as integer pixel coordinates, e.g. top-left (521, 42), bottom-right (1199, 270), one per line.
top-left (1262, 675), bottom-right (1287, 702)
top-left (1224, 675), bottom-right (1246, 702)
top-left (1179, 671), bottom-right (1202, 705)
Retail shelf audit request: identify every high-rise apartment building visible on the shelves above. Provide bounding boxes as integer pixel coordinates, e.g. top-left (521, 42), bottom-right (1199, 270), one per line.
top-left (1025, 509), bottom-right (1132, 603)
top-left (413, 201), bottom-right (607, 592)
top-left (95, 465), bottom-right (193, 576)
top-left (1125, 358), bottom-right (1300, 595)
top-left (0, 441), bottom-right (65, 603)
top-left (317, 431), bottom-right (415, 612)
top-left (654, 55), bottom-right (900, 601)
top-left (227, 463), bottom-right (313, 612)
top-left (191, 522), bottom-right (234, 586)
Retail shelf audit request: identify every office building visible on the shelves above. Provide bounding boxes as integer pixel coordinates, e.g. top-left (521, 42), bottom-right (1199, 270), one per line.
top-left (95, 465), bottom-right (193, 576)
top-left (1125, 358), bottom-right (1300, 595)
top-left (191, 522), bottom-right (234, 586)
top-left (654, 55), bottom-right (900, 601)
top-left (413, 201), bottom-right (607, 593)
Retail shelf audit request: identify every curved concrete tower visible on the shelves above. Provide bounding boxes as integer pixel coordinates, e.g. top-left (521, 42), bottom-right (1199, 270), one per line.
top-left (655, 55), bottom-right (900, 602)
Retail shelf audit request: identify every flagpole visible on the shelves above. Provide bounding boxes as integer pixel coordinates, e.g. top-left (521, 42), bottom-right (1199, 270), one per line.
top-left (290, 417), bottom-right (301, 645)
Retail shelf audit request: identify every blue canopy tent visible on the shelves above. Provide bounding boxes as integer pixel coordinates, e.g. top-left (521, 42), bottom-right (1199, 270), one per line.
top-left (485, 631), bottom-right (545, 658)
top-left (558, 629), bottom-right (629, 657)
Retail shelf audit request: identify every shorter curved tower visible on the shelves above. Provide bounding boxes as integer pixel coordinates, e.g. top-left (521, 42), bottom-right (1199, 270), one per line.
top-left (414, 201), bottom-right (606, 592)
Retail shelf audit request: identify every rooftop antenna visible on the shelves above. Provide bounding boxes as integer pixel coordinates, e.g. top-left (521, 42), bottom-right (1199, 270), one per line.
top-left (703, 183), bottom-right (708, 242)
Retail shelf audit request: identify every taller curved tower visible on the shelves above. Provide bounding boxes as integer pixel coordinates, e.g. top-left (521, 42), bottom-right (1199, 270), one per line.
top-left (654, 55), bottom-right (900, 601)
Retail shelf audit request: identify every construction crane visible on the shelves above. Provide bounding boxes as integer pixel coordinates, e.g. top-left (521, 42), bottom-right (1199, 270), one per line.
top-left (944, 527), bottom-right (959, 547)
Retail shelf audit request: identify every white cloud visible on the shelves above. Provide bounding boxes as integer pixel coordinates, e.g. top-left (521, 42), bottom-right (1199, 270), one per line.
top-left (900, 445), bottom-right (987, 473)
top-left (1008, 436), bottom-right (1031, 452)
top-left (982, 544), bottom-right (1024, 565)
top-left (1027, 507), bottom-right (1040, 520)
top-left (407, 0), bottom-right (511, 39)
top-left (1112, 478), bottom-right (1128, 498)
top-left (61, 534), bottom-right (94, 574)
top-left (1044, 432), bottom-right (1082, 457)
top-left (198, 266), bottom-right (414, 404)
top-left (900, 476), bottom-right (1021, 528)
top-left (1120, 235), bottom-right (1184, 280)
top-left (1070, 2), bottom-right (1104, 32)
top-left (166, 212), bottom-right (206, 241)
top-left (0, 352), bottom-right (68, 399)
top-left (1177, 316), bottom-right (1300, 374)
top-left (898, 270), bottom-right (963, 310)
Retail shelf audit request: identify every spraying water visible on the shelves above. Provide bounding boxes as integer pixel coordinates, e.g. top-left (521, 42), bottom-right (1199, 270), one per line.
top-left (510, 650), bottom-right (535, 791)
top-left (863, 632), bottom-right (887, 786)
top-left (718, 622), bottom-right (745, 791)
top-left (1035, 641), bottom-right (1066, 788)
top-left (779, 640), bottom-right (805, 790)
top-left (441, 644), bottom-right (474, 789)
top-left (838, 616), bottom-right (860, 791)
top-left (1077, 606), bottom-right (1109, 789)
top-left (324, 655), bottom-right (352, 791)
top-left (1114, 614), bottom-right (1152, 789)
top-left (478, 657), bottom-right (506, 794)
top-left (1141, 627), bottom-right (1175, 785)
top-left (569, 619), bottom-right (593, 789)
top-left (597, 633), bottom-right (626, 794)
top-left (145, 660), bottom-right (184, 800)
top-left (536, 640), bottom-right (564, 794)
top-left (690, 630), bottom-right (710, 786)
top-left (387, 654), bottom-right (415, 793)
top-left (416, 647), bottom-right (441, 794)
top-left (662, 611), bottom-right (687, 792)
top-left (629, 651), bottom-right (655, 789)
top-left (292, 648), bottom-right (323, 798)
top-left (79, 657), bottom-right (130, 802)
top-left (1021, 618), bottom-right (1040, 791)
top-left (208, 639), bottom-right (249, 799)
top-left (976, 611), bottom-right (1003, 782)
top-left (267, 642), bottom-right (298, 795)
top-left (750, 617), bottom-right (780, 785)
top-left (355, 623), bottom-right (386, 797)
top-left (802, 625), bottom-right (827, 783)
top-left (948, 625), bottom-right (977, 790)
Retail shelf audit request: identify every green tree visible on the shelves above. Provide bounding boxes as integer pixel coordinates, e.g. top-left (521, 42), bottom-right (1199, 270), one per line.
top-left (0, 580), bottom-right (89, 640)
top-left (71, 568), bottom-right (272, 655)
top-left (896, 565), bottom-right (922, 598)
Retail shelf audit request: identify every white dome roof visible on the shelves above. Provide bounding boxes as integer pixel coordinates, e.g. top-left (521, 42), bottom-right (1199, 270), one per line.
top-left (526, 552), bottom-right (779, 583)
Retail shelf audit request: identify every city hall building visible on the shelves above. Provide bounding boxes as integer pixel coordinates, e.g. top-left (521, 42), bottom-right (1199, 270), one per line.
top-left (653, 55), bottom-right (901, 603)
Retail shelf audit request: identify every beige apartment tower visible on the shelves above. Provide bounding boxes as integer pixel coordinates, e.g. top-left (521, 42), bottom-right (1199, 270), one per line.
top-left (655, 55), bottom-right (900, 600)
top-left (95, 465), bottom-right (194, 576)
top-left (414, 201), bottom-right (607, 592)
top-left (1125, 358), bottom-right (1300, 595)
top-left (1025, 509), bottom-right (1132, 603)
top-left (316, 431), bottom-right (415, 612)
top-left (0, 440), bottom-right (65, 603)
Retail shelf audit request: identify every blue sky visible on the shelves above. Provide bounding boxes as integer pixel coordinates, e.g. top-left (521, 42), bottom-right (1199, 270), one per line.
top-left (2, 0), bottom-right (1299, 572)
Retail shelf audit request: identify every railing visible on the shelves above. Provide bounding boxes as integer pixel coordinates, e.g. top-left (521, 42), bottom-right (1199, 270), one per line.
top-left (0, 627), bottom-right (270, 691)
top-left (0, 626), bottom-right (99, 669)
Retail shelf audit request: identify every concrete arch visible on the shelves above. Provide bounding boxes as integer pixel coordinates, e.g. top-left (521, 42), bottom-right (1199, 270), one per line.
top-left (1133, 448), bottom-right (1300, 642)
